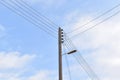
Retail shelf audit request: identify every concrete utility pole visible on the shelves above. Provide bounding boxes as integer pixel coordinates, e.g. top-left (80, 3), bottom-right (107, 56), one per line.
top-left (58, 27), bottom-right (64, 80)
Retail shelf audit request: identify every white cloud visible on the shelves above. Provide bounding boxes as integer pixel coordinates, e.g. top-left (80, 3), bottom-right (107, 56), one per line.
top-left (0, 51), bottom-right (57, 80)
top-left (28, 70), bottom-right (55, 80)
top-left (0, 72), bottom-right (21, 80)
top-left (0, 51), bottom-right (36, 80)
top-left (0, 51), bottom-right (36, 69)
top-left (64, 11), bottom-right (120, 80)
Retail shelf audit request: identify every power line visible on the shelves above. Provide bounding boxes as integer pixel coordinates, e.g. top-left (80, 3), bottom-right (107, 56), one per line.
top-left (67, 3), bottom-right (120, 34)
top-left (72, 54), bottom-right (93, 80)
top-left (10, 0), bottom-right (57, 34)
top-left (64, 42), bottom-right (98, 80)
top-left (0, 0), bottom-right (57, 38)
top-left (64, 36), bottom-right (94, 79)
top-left (64, 33), bottom-right (74, 51)
top-left (20, 0), bottom-right (59, 29)
top-left (72, 54), bottom-right (99, 80)
top-left (65, 55), bottom-right (72, 80)
top-left (70, 9), bottom-right (120, 38)
top-left (0, 0), bottom-right (101, 80)
top-left (76, 51), bottom-right (100, 80)
top-left (64, 34), bottom-right (76, 50)
top-left (66, 34), bottom-right (100, 80)
top-left (63, 44), bottom-right (72, 80)
top-left (15, 0), bottom-right (58, 31)
top-left (63, 34), bottom-right (100, 80)
top-left (0, 0), bottom-right (57, 37)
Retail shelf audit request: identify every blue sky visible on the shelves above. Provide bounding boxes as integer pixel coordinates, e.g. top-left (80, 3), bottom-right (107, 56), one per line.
top-left (0, 0), bottom-right (120, 80)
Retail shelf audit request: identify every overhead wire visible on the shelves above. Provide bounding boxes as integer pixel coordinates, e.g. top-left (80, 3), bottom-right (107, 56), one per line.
top-left (63, 41), bottom-right (98, 80)
top-left (64, 34), bottom-right (76, 49)
top-left (70, 9), bottom-right (120, 38)
top-left (67, 3), bottom-right (120, 34)
top-left (64, 3), bottom-right (120, 79)
top-left (63, 43), bottom-right (72, 80)
top-left (20, 0), bottom-right (59, 29)
top-left (73, 53), bottom-right (100, 80)
top-left (0, 0), bottom-right (112, 79)
top-left (72, 54), bottom-right (94, 80)
top-left (64, 32), bottom-right (74, 51)
top-left (10, 0), bottom-right (57, 34)
top-left (65, 55), bottom-right (72, 80)
top-left (0, 0), bottom-right (57, 38)
top-left (64, 2), bottom-right (120, 79)
top-left (74, 52), bottom-right (99, 80)
top-left (64, 34), bottom-right (100, 80)
top-left (15, 0), bottom-right (58, 31)
top-left (64, 41), bottom-right (95, 80)
top-left (68, 35), bottom-right (100, 80)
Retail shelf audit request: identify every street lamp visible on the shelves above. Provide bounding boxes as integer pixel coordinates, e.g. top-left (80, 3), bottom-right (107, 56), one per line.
top-left (67, 50), bottom-right (77, 54)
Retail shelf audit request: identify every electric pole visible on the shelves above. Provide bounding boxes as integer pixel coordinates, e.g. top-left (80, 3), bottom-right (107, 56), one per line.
top-left (58, 27), bottom-right (64, 80)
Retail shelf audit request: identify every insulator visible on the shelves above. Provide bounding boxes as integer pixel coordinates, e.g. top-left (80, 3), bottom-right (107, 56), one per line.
top-left (61, 41), bottom-right (64, 43)
top-left (61, 32), bottom-right (64, 34)
top-left (61, 38), bottom-right (64, 40)
top-left (61, 34), bottom-right (64, 37)
top-left (61, 29), bottom-right (63, 31)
